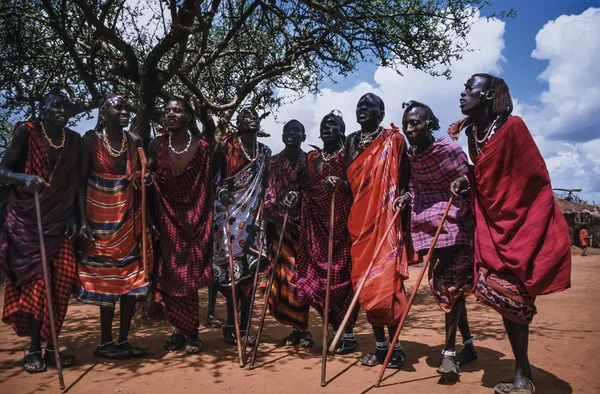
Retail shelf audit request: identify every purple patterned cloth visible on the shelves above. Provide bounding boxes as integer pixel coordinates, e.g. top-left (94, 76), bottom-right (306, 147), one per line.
top-left (408, 138), bottom-right (474, 253)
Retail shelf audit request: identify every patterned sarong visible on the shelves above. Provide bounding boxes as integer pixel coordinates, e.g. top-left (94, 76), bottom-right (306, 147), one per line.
top-left (212, 140), bottom-right (270, 287)
top-left (294, 150), bottom-right (358, 326)
top-left (156, 291), bottom-right (200, 336)
top-left (347, 126), bottom-right (411, 326)
top-left (75, 131), bottom-right (153, 306)
top-left (153, 136), bottom-right (213, 296)
top-left (1, 122), bottom-right (79, 343)
top-left (428, 245), bottom-right (475, 313)
top-left (260, 150), bottom-right (309, 329)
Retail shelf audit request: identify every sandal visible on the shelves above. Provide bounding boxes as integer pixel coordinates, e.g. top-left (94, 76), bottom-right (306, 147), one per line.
top-left (359, 346), bottom-right (388, 367)
top-left (436, 352), bottom-right (460, 381)
top-left (494, 379), bottom-right (536, 394)
top-left (94, 341), bottom-right (131, 360)
top-left (164, 330), bottom-right (186, 352)
top-left (184, 338), bottom-right (203, 355)
top-left (24, 351), bottom-right (46, 374)
top-left (206, 314), bottom-right (223, 328)
top-left (332, 337), bottom-right (359, 355)
top-left (299, 331), bottom-right (314, 348)
top-left (283, 329), bottom-right (300, 346)
top-left (388, 348), bottom-right (406, 369)
top-left (44, 349), bottom-right (76, 368)
top-left (117, 340), bottom-right (149, 358)
top-left (456, 345), bottom-right (478, 366)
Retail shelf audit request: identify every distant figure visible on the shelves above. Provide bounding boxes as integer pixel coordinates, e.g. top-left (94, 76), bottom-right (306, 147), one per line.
top-left (579, 226), bottom-right (590, 256)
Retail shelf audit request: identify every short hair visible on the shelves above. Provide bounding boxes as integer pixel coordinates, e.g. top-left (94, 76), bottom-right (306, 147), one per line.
top-left (472, 73), bottom-right (513, 119)
top-left (322, 111), bottom-right (346, 136)
top-left (236, 107), bottom-right (258, 126)
top-left (284, 119), bottom-right (306, 135)
top-left (39, 89), bottom-right (67, 117)
top-left (95, 93), bottom-right (122, 131)
top-left (361, 93), bottom-right (385, 113)
top-left (166, 97), bottom-right (202, 137)
top-left (401, 100), bottom-right (440, 131)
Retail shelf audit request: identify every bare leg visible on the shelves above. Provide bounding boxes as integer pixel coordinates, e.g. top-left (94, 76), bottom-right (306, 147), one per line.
top-left (206, 283), bottom-right (222, 327)
top-left (29, 318), bottom-right (43, 353)
top-left (117, 295), bottom-right (136, 343)
top-left (100, 305), bottom-right (115, 344)
top-left (503, 318), bottom-right (533, 390)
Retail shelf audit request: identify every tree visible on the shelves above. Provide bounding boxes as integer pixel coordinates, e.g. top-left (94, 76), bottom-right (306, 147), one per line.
top-left (0, 0), bottom-right (512, 146)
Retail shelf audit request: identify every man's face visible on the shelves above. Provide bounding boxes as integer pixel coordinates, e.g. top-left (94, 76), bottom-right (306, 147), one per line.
top-left (164, 101), bottom-right (189, 132)
top-left (356, 94), bottom-right (384, 127)
top-left (319, 115), bottom-right (342, 145)
top-left (42, 94), bottom-right (72, 128)
top-left (460, 76), bottom-right (488, 116)
top-left (403, 107), bottom-right (430, 148)
top-left (238, 109), bottom-right (260, 134)
top-left (282, 120), bottom-right (305, 149)
top-left (102, 97), bottom-right (131, 128)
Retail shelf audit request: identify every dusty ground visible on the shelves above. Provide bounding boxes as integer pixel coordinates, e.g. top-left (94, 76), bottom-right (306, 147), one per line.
top-left (1, 249), bottom-right (599, 393)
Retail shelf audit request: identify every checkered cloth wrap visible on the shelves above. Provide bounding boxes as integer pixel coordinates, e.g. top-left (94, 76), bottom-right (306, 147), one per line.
top-left (75, 131), bottom-right (153, 306)
top-left (347, 127), bottom-right (411, 326)
top-left (3, 240), bottom-right (77, 344)
top-left (0, 122), bottom-right (79, 285)
top-left (293, 150), bottom-right (359, 327)
top-left (408, 137), bottom-right (474, 253)
top-left (1, 122), bottom-right (78, 342)
top-left (259, 151), bottom-right (309, 329)
top-left (212, 140), bottom-right (270, 287)
top-left (156, 290), bottom-right (200, 336)
top-left (152, 136), bottom-right (213, 296)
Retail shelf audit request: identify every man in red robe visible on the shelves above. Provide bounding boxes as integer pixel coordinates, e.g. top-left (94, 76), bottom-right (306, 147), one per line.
top-left (450, 74), bottom-right (572, 394)
top-left (1, 91), bottom-right (79, 373)
top-left (147, 98), bottom-right (213, 354)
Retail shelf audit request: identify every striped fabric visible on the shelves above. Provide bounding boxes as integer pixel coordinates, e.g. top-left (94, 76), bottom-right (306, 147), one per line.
top-left (75, 132), bottom-right (153, 306)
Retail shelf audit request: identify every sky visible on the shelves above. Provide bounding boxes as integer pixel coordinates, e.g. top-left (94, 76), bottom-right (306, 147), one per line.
top-left (256, 1), bottom-right (600, 203)
top-left (74, 1), bottom-right (600, 203)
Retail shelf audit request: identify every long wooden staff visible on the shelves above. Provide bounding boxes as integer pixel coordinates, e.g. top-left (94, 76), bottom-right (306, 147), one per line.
top-left (249, 208), bottom-right (290, 370)
top-left (34, 191), bottom-right (65, 390)
top-left (137, 147), bottom-right (149, 281)
top-left (328, 207), bottom-right (402, 353)
top-left (321, 191), bottom-right (336, 387)
top-left (242, 202), bottom-right (265, 366)
top-left (225, 208), bottom-right (244, 367)
top-left (376, 195), bottom-right (454, 386)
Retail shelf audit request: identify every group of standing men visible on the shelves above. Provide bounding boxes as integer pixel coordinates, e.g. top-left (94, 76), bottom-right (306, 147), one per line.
top-left (0, 72), bottom-right (571, 394)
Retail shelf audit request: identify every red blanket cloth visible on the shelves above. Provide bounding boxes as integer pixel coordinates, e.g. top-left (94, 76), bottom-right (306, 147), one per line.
top-left (153, 136), bottom-right (214, 296)
top-left (467, 116), bottom-right (571, 297)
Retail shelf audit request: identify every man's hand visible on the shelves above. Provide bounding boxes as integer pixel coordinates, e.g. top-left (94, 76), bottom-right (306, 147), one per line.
top-left (393, 193), bottom-right (411, 212)
top-left (450, 176), bottom-right (469, 196)
top-left (217, 188), bottom-right (235, 206)
top-left (325, 176), bottom-right (346, 194)
top-left (65, 219), bottom-right (78, 242)
top-left (22, 175), bottom-right (49, 193)
top-left (283, 191), bottom-right (299, 210)
top-left (78, 223), bottom-right (95, 247)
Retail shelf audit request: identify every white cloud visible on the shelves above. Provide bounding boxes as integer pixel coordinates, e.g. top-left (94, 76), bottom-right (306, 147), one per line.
top-left (261, 8), bottom-right (600, 203)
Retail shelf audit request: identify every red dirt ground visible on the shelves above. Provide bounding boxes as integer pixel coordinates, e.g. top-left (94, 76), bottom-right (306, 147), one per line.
top-left (1, 249), bottom-right (599, 393)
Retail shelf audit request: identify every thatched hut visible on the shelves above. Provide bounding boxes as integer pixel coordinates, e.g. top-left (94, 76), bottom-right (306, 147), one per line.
top-left (555, 197), bottom-right (600, 248)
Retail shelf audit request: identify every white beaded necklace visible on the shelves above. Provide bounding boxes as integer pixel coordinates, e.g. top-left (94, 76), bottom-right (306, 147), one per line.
top-left (169, 129), bottom-right (192, 155)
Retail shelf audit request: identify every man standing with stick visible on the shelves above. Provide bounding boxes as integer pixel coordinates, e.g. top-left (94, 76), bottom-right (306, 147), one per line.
top-left (76, 94), bottom-right (154, 360)
top-left (1, 91), bottom-right (79, 373)
top-left (449, 74), bottom-right (571, 394)
top-left (211, 107), bottom-right (270, 347)
top-left (327, 93), bottom-right (412, 368)
top-left (259, 120), bottom-right (311, 347)
top-left (398, 100), bottom-right (477, 381)
top-left (294, 111), bottom-right (358, 355)
top-left (146, 98), bottom-right (213, 354)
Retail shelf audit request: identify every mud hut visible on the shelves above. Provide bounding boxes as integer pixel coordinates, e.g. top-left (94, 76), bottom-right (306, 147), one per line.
top-left (555, 197), bottom-right (600, 248)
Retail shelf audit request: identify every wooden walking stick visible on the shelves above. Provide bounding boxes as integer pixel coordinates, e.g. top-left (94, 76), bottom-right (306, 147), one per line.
top-left (225, 208), bottom-right (245, 367)
top-left (242, 202), bottom-right (265, 366)
top-left (137, 147), bottom-right (149, 281)
top-left (321, 191), bottom-right (336, 387)
top-left (328, 207), bottom-right (402, 353)
top-left (376, 195), bottom-right (454, 387)
top-left (249, 208), bottom-right (290, 370)
top-left (34, 191), bottom-right (65, 390)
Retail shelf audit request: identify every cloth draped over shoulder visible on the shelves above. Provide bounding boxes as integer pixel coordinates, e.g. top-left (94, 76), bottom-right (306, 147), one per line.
top-left (153, 136), bottom-right (214, 296)
top-left (347, 126), bottom-right (412, 326)
top-left (0, 122), bottom-right (79, 286)
top-left (448, 116), bottom-right (571, 297)
top-left (294, 149), bottom-right (358, 325)
top-left (75, 131), bottom-right (153, 306)
top-left (408, 137), bottom-right (474, 253)
top-left (212, 136), bottom-right (270, 286)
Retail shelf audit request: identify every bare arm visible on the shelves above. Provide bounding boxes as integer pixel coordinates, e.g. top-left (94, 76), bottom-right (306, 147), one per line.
top-left (0, 125), bottom-right (45, 190)
top-left (77, 133), bottom-right (95, 245)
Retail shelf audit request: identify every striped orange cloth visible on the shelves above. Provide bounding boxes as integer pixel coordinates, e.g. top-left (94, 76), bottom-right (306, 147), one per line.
top-left (347, 126), bottom-right (412, 326)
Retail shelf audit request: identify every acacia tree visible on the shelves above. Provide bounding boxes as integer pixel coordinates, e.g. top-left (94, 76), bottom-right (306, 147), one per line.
top-left (0, 0), bottom-right (512, 146)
